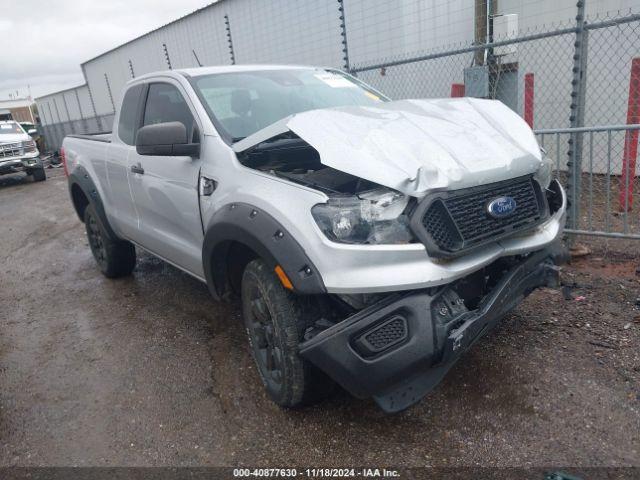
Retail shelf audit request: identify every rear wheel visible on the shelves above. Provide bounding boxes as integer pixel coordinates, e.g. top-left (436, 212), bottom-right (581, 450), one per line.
top-left (84, 203), bottom-right (136, 278)
top-left (241, 258), bottom-right (332, 407)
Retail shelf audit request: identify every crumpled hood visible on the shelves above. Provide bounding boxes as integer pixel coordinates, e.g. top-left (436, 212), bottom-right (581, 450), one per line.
top-left (235, 97), bottom-right (543, 196)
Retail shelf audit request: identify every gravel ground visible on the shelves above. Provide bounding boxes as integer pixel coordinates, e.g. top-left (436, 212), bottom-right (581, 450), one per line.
top-left (0, 169), bottom-right (639, 468)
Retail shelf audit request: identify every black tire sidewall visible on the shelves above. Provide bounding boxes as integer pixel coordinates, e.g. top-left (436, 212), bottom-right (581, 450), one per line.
top-left (84, 204), bottom-right (110, 274)
top-left (241, 259), bottom-right (308, 407)
top-left (83, 203), bottom-right (135, 278)
top-left (31, 167), bottom-right (46, 181)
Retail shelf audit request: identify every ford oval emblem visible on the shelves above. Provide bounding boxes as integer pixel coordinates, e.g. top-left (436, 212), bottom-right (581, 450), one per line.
top-left (487, 196), bottom-right (517, 218)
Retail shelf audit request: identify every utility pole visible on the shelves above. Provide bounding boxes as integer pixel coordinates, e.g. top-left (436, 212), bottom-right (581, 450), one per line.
top-left (566, 0), bottom-right (588, 232)
top-left (474, 0), bottom-right (497, 66)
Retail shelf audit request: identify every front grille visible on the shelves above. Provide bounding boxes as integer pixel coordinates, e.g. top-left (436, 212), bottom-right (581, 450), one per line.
top-left (414, 176), bottom-right (547, 256)
top-left (0, 143), bottom-right (22, 159)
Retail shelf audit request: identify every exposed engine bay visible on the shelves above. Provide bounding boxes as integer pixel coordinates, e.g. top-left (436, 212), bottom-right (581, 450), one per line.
top-left (236, 132), bottom-right (415, 245)
top-left (236, 132), bottom-right (380, 195)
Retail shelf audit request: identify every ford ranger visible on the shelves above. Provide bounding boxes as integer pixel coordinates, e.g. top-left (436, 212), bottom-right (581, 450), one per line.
top-left (62, 66), bottom-right (566, 413)
top-left (0, 120), bottom-right (45, 181)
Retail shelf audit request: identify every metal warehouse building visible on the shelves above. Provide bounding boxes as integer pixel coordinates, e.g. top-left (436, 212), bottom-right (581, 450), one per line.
top-left (35, 0), bottom-right (640, 152)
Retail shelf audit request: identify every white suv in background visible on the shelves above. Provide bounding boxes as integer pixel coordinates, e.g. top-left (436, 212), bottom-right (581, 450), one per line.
top-left (0, 120), bottom-right (45, 182)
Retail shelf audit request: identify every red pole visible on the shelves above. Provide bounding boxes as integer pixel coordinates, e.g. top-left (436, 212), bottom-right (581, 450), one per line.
top-left (451, 83), bottom-right (465, 97)
top-left (618, 57), bottom-right (640, 212)
top-left (524, 73), bottom-right (534, 128)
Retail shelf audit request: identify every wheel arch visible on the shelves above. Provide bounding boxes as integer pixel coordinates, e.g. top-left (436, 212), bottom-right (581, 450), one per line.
top-left (70, 183), bottom-right (89, 220)
top-left (202, 203), bottom-right (325, 300)
top-left (68, 166), bottom-right (119, 240)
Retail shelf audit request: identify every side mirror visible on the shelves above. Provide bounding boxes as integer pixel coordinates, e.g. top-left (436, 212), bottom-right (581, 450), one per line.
top-left (28, 128), bottom-right (38, 135)
top-left (135, 121), bottom-right (200, 157)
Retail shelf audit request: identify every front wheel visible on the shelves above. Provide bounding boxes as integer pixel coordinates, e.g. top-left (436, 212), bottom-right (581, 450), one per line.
top-left (29, 167), bottom-right (46, 182)
top-left (84, 203), bottom-right (136, 278)
top-left (241, 259), bottom-right (332, 407)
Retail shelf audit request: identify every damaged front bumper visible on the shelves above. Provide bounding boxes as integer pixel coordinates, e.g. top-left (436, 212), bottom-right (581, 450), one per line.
top-left (299, 244), bottom-right (563, 413)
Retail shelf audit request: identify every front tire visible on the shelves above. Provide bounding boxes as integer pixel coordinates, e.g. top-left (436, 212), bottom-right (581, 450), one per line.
top-left (29, 167), bottom-right (46, 182)
top-left (241, 259), bottom-right (331, 407)
top-left (84, 203), bottom-right (136, 278)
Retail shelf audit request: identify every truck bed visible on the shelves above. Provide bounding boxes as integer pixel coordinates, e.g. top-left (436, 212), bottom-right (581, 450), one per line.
top-left (62, 135), bottom-right (113, 189)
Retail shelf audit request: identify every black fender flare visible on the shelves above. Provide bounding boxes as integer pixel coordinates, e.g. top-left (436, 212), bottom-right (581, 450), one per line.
top-left (202, 203), bottom-right (326, 299)
top-left (68, 166), bottom-right (119, 240)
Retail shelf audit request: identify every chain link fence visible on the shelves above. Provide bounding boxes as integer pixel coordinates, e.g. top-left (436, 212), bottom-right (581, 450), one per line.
top-left (352, 21), bottom-right (577, 130)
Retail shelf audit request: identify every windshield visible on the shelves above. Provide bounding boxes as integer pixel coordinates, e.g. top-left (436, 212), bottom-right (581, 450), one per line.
top-left (192, 69), bottom-right (386, 141)
top-left (0, 122), bottom-right (25, 135)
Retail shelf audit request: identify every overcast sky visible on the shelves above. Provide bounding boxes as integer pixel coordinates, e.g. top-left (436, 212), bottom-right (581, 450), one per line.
top-left (0, 0), bottom-right (211, 100)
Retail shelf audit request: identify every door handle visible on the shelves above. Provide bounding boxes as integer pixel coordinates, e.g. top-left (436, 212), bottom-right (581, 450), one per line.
top-left (130, 163), bottom-right (145, 175)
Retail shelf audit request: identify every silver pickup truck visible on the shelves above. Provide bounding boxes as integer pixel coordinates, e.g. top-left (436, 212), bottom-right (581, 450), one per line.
top-left (62, 65), bottom-right (566, 412)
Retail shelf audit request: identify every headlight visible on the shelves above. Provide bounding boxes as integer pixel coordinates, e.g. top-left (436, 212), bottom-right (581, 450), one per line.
top-left (21, 140), bottom-right (37, 153)
top-left (534, 148), bottom-right (554, 189)
top-left (311, 189), bottom-right (413, 244)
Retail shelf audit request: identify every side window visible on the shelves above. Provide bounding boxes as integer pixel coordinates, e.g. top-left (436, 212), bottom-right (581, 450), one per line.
top-left (143, 83), bottom-right (194, 135)
top-left (117, 84), bottom-right (143, 146)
